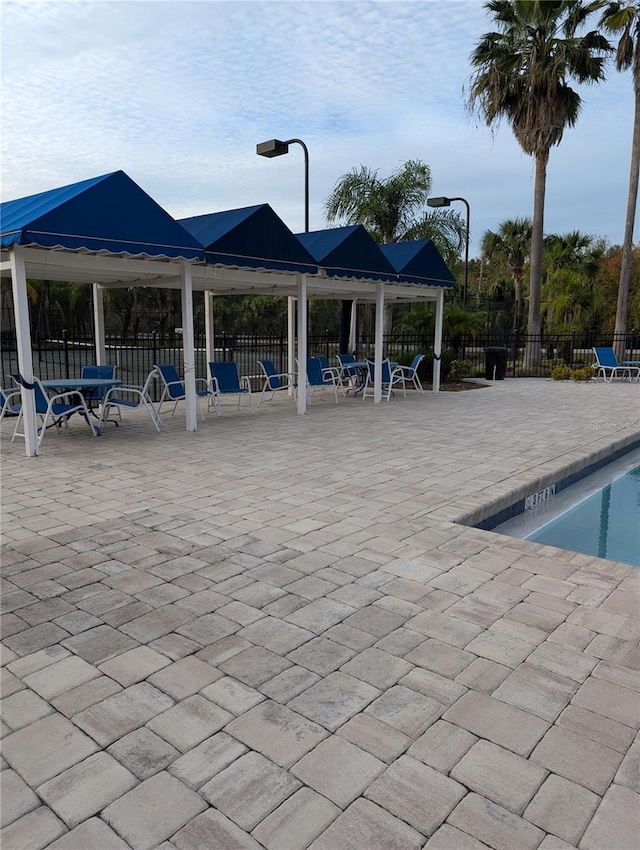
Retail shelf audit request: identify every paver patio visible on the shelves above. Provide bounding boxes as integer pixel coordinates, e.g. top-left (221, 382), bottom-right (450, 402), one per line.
top-left (1, 378), bottom-right (639, 849)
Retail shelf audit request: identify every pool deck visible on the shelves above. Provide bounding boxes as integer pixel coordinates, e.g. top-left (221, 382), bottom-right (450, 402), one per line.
top-left (1, 378), bottom-right (639, 850)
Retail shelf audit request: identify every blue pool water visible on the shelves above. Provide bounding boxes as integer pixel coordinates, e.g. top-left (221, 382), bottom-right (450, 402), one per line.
top-left (526, 465), bottom-right (640, 566)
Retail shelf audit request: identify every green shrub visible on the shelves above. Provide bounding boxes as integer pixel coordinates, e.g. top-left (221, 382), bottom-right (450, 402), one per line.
top-left (552, 365), bottom-right (594, 381)
top-left (448, 360), bottom-right (473, 382)
top-left (570, 366), bottom-right (595, 381)
top-left (551, 366), bottom-right (573, 381)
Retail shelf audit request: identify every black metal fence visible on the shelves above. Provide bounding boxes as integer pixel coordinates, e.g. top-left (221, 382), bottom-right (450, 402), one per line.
top-left (2, 329), bottom-right (639, 397)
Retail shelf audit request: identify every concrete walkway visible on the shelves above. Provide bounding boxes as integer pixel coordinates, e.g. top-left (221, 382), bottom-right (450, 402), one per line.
top-left (1, 378), bottom-right (639, 850)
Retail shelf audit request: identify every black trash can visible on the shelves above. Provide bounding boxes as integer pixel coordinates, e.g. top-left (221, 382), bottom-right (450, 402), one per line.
top-left (484, 346), bottom-right (508, 380)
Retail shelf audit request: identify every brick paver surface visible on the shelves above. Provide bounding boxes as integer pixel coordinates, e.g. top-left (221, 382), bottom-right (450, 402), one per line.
top-left (1, 379), bottom-right (639, 848)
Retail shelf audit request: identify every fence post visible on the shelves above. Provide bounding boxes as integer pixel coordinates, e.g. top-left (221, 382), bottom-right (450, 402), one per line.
top-left (152, 332), bottom-right (158, 370)
top-left (62, 329), bottom-right (70, 378)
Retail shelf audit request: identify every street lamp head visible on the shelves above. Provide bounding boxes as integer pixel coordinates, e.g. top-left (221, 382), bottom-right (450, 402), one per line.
top-left (256, 139), bottom-right (290, 158)
top-left (427, 196), bottom-right (451, 208)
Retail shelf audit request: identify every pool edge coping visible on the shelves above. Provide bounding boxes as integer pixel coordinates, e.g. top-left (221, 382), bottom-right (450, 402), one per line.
top-left (442, 430), bottom-right (640, 531)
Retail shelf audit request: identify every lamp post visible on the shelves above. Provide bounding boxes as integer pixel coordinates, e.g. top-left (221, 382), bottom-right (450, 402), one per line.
top-left (427, 196), bottom-right (470, 305)
top-left (256, 138), bottom-right (309, 232)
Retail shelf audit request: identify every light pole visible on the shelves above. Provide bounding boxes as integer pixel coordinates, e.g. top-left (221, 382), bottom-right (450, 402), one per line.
top-left (428, 195), bottom-right (470, 305)
top-left (256, 138), bottom-right (309, 232)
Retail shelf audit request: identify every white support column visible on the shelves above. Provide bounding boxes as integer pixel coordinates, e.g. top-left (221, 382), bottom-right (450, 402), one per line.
top-left (348, 300), bottom-right (357, 354)
top-left (374, 283), bottom-right (385, 404)
top-left (92, 284), bottom-right (106, 365)
top-left (204, 291), bottom-right (215, 367)
top-left (180, 262), bottom-right (197, 431)
top-left (433, 289), bottom-right (444, 393)
top-left (296, 276), bottom-right (307, 414)
top-left (10, 246), bottom-right (38, 456)
top-left (287, 296), bottom-right (295, 396)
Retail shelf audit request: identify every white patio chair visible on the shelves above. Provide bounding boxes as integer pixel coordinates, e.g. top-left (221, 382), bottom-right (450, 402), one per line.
top-left (99, 370), bottom-right (163, 431)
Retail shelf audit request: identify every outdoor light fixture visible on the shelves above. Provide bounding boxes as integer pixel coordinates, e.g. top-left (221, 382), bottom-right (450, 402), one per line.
top-left (428, 195), bottom-right (470, 305)
top-left (256, 137), bottom-right (310, 232)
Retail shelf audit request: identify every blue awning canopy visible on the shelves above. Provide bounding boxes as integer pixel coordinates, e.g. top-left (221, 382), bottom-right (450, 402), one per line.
top-left (0, 171), bottom-right (204, 261)
top-left (297, 225), bottom-right (397, 282)
top-left (380, 240), bottom-right (456, 288)
top-left (180, 204), bottom-right (317, 274)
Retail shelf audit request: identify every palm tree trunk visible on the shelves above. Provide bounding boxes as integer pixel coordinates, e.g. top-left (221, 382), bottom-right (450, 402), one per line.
top-left (613, 86), bottom-right (640, 363)
top-left (525, 151), bottom-right (548, 370)
top-left (512, 268), bottom-right (524, 331)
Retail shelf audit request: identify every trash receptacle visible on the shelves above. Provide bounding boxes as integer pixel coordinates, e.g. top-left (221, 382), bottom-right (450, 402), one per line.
top-left (484, 346), bottom-right (508, 380)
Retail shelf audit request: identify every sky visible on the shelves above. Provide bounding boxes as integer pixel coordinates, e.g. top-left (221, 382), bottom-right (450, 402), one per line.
top-left (1, 0), bottom-right (635, 258)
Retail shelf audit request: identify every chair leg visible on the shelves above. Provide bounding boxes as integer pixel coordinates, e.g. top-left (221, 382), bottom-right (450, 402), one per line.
top-left (144, 400), bottom-right (162, 432)
top-left (11, 408), bottom-right (23, 442)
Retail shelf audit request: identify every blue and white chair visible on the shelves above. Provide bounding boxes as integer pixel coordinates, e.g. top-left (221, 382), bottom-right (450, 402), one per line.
top-left (593, 347), bottom-right (640, 382)
top-left (336, 353), bottom-right (359, 391)
top-left (209, 361), bottom-right (254, 414)
top-left (100, 370), bottom-right (162, 432)
top-left (0, 387), bottom-right (21, 424)
top-left (362, 358), bottom-right (406, 401)
top-left (395, 354), bottom-right (425, 393)
top-left (154, 363), bottom-right (213, 419)
top-left (307, 356), bottom-right (341, 403)
top-left (11, 374), bottom-right (98, 447)
top-left (257, 360), bottom-right (296, 407)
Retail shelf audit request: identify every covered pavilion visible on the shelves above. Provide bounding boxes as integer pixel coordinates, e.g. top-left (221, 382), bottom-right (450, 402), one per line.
top-left (1, 170), bottom-right (455, 457)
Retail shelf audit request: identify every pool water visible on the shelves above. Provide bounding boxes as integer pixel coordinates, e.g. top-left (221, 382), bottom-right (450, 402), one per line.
top-left (526, 465), bottom-right (640, 566)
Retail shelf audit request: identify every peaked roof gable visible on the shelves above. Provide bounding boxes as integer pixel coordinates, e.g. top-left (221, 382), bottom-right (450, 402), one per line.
top-left (380, 239), bottom-right (456, 288)
top-left (0, 170), bottom-right (204, 260)
top-left (297, 225), bottom-right (396, 281)
top-left (180, 204), bottom-right (317, 274)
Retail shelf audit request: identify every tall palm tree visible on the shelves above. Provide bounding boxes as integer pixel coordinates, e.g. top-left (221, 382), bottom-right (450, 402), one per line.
top-left (468, 0), bottom-right (611, 368)
top-left (481, 217), bottom-right (532, 328)
top-left (324, 160), bottom-right (466, 330)
top-left (601, 1), bottom-right (640, 360)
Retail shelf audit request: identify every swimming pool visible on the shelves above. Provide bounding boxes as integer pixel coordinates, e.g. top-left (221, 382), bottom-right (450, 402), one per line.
top-left (495, 449), bottom-right (640, 567)
top-left (526, 464), bottom-right (640, 566)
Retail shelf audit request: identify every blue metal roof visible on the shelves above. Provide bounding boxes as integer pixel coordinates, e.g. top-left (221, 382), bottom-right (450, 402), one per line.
top-left (297, 225), bottom-right (397, 282)
top-left (380, 239), bottom-right (456, 288)
top-left (0, 171), bottom-right (204, 260)
top-left (180, 204), bottom-right (317, 274)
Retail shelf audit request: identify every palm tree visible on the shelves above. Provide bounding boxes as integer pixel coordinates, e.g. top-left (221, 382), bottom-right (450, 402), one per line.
top-left (324, 160), bottom-right (466, 330)
top-left (601, 1), bottom-right (640, 360)
top-left (541, 231), bottom-right (606, 332)
top-left (481, 217), bottom-right (532, 328)
top-left (468, 0), bottom-right (611, 368)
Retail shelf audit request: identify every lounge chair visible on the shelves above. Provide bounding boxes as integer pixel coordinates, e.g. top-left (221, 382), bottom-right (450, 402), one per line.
top-left (11, 374), bottom-right (99, 447)
top-left (395, 354), bottom-right (425, 393)
top-left (154, 363), bottom-right (213, 419)
top-left (257, 360), bottom-right (296, 407)
top-left (362, 358), bottom-right (406, 401)
top-left (209, 361), bottom-right (254, 414)
top-left (592, 348), bottom-right (640, 382)
top-left (100, 370), bottom-right (162, 431)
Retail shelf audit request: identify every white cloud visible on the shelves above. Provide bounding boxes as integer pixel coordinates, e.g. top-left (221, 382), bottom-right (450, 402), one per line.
top-left (1, 0), bottom-right (635, 254)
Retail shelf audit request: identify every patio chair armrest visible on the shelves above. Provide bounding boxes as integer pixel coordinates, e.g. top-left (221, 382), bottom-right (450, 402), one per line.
top-left (3, 388), bottom-right (21, 407)
top-left (241, 376), bottom-right (252, 391)
top-left (104, 386), bottom-right (144, 401)
top-left (321, 367), bottom-right (341, 382)
top-left (195, 378), bottom-right (210, 392)
top-left (49, 390), bottom-right (87, 407)
top-left (210, 377), bottom-right (220, 393)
